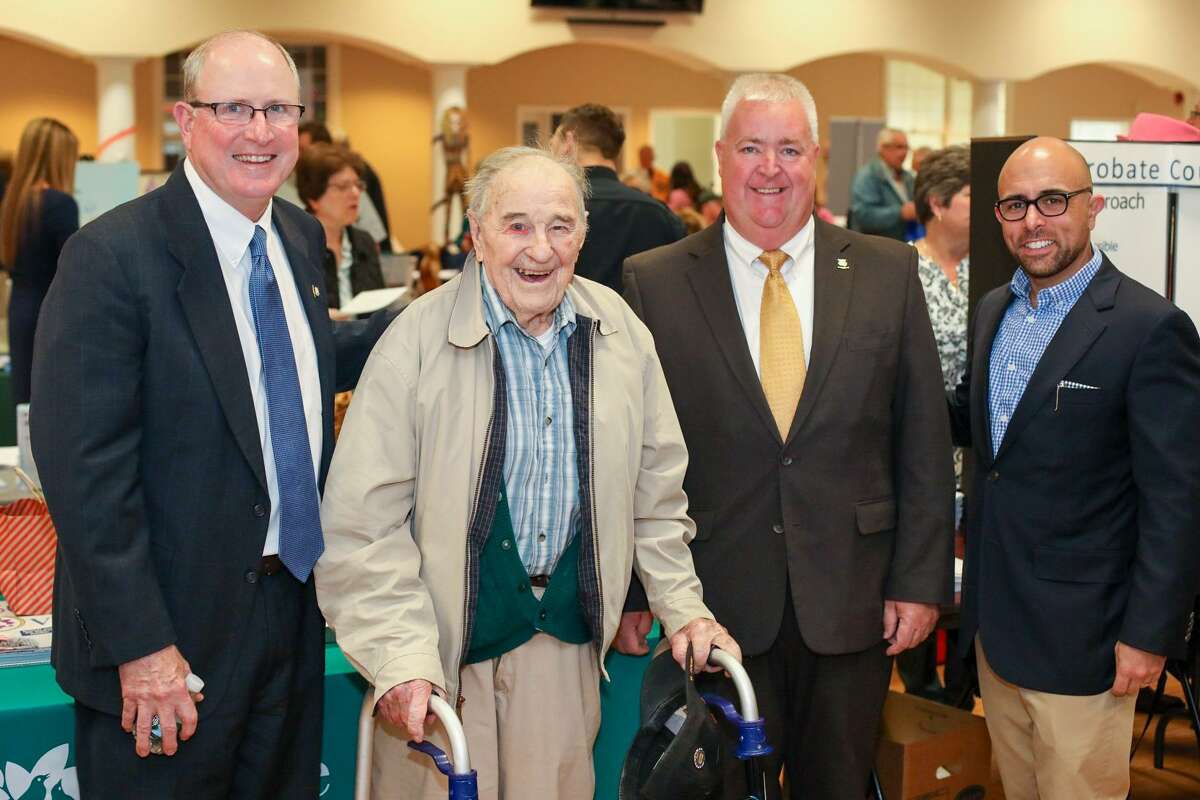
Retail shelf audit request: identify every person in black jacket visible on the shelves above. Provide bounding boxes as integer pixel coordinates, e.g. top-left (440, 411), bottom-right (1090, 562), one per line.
top-left (296, 142), bottom-right (384, 316)
top-left (0, 117), bottom-right (79, 405)
top-left (551, 104), bottom-right (684, 294)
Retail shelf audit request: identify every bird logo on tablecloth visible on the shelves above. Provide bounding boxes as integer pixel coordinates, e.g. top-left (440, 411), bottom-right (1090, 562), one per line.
top-left (0, 744), bottom-right (78, 800)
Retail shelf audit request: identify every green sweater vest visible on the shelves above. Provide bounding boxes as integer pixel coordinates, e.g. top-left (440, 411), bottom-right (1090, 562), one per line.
top-left (465, 487), bottom-right (593, 664)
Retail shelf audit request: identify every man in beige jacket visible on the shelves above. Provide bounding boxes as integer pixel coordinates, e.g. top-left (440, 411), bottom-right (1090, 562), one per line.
top-left (316, 146), bottom-right (738, 799)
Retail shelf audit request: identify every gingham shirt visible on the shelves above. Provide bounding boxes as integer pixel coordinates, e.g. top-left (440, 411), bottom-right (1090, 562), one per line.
top-left (481, 272), bottom-right (581, 575)
top-left (988, 247), bottom-right (1103, 456)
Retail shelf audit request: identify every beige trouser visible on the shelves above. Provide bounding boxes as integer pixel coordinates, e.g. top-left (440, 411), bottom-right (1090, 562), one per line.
top-left (975, 638), bottom-right (1136, 800)
top-left (369, 628), bottom-right (602, 800)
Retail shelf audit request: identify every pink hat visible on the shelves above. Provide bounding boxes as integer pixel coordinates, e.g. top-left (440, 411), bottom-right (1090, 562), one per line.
top-left (1118, 112), bottom-right (1200, 142)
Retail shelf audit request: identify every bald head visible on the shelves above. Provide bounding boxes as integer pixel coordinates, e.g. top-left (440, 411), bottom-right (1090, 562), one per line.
top-left (999, 137), bottom-right (1092, 194)
top-left (995, 136), bottom-right (1103, 293)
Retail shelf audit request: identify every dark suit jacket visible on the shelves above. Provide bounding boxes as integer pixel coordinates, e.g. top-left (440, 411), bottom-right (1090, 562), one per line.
top-left (31, 166), bottom-right (386, 716)
top-left (322, 224), bottom-right (385, 310)
top-left (623, 220), bottom-right (954, 656)
top-left (575, 166), bottom-right (685, 293)
top-left (949, 255), bottom-right (1200, 695)
top-left (849, 159), bottom-right (914, 242)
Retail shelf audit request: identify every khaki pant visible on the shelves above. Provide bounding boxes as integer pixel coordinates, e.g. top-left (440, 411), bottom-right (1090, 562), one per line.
top-left (975, 639), bottom-right (1136, 800)
top-left (369, 630), bottom-right (601, 800)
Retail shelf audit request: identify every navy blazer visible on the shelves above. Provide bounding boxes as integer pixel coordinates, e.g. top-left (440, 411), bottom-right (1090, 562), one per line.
top-left (950, 255), bottom-right (1200, 694)
top-left (31, 166), bottom-right (386, 715)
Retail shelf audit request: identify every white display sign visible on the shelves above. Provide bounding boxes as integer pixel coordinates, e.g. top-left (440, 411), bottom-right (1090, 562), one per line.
top-left (1073, 141), bottom-right (1200, 187)
top-left (73, 160), bottom-right (140, 227)
top-left (1172, 188), bottom-right (1200, 327)
top-left (1090, 186), bottom-right (1169, 297)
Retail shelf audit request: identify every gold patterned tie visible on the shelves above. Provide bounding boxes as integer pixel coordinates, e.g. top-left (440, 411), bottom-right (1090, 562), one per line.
top-left (759, 249), bottom-right (806, 437)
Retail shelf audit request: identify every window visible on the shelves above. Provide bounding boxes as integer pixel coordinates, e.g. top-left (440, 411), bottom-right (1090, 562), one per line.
top-left (1069, 119), bottom-right (1130, 141)
top-left (885, 60), bottom-right (973, 159)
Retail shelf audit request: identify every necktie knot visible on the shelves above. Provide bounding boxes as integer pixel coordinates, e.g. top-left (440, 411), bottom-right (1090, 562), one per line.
top-left (250, 225), bottom-right (268, 259)
top-left (759, 249), bottom-right (789, 275)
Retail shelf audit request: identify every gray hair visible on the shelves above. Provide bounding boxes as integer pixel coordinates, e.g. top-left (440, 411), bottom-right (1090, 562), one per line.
top-left (182, 30), bottom-right (300, 102)
top-left (465, 146), bottom-right (591, 223)
top-left (913, 145), bottom-right (970, 224)
top-left (876, 127), bottom-right (907, 149)
top-left (720, 73), bottom-right (819, 145)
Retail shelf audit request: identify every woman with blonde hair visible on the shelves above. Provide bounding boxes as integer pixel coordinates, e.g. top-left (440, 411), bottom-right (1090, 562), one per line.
top-left (0, 117), bottom-right (79, 404)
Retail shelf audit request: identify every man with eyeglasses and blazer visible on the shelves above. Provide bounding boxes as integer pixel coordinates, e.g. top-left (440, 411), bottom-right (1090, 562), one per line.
top-left (32, 30), bottom-right (388, 798)
top-left (948, 136), bottom-right (1200, 800)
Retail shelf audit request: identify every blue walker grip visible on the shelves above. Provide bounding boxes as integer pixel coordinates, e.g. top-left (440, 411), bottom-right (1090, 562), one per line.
top-left (407, 741), bottom-right (480, 799)
top-left (701, 692), bottom-right (774, 759)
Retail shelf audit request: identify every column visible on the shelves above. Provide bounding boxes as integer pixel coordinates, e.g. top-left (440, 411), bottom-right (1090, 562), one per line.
top-left (430, 65), bottom-right (468, 245)
top-left (95, 57), bottom-right (137, 163)
top-left (972, 79), bottom-right (1010, 138)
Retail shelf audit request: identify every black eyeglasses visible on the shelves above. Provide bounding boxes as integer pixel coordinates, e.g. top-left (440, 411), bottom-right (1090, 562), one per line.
top-left (995, 188), bottom-right (1092, 221)
top-left (188, 101), bottom-right (306, 128)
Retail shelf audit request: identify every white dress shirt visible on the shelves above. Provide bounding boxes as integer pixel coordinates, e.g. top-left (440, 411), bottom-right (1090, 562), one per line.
top-left (184, 159), bottom-right (323, 556)
top-left (723, 217), bottom-right (816, 374)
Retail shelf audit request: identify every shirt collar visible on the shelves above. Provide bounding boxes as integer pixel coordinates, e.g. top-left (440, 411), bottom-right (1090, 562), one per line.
top-left (722, 214), bottom-right (815, 275)
top-left (480, 265), bottom-right (577, 338)
top-left (1009, 245), bottom-right (1102, 309)
top-left (184, 157), bottom-right (273, 269)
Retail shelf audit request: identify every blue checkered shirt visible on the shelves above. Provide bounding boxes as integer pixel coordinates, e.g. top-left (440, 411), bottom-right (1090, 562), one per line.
top-left (988, 247), bottom-right (1103, 455)
top-left (481, 272), bottom-right (581, 575)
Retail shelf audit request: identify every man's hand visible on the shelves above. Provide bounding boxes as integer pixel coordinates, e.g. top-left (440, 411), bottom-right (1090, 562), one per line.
top-left (377, 679), bottom-right (437, 741)
top-left (900, 201), bottom-right (918, 222)
top-left (668, 617), bottom-right (741, 673)
top-left (118, 644), bottom-right (204, 757)
top-left (612, 611), bottom-right (654, 656)
top-left (882, 600), bottom-right (939, 656)
top-left (1111, 641), bottom-right (1167, 697)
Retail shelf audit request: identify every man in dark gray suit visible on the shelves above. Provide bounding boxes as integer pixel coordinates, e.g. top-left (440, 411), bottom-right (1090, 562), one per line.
top-left (622, 73), bottom-right (953, 799)
top-left (32, 30), bottom-right (384, 798)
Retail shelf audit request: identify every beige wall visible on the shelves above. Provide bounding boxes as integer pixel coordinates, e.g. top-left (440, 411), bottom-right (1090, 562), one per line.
top-left (789, 53), bottom-right (886, 148)
top-left (135, 56), bottom-right (163, 171)
top-left (6, 2), bottom-right (1200, 98)
top-left (467, 44), bottom-right (728, 170)
top-left (339, 44), bottom-right (432, 249)
top-left (1011, 63), bottom-right (1182, 139)
top-left (0, 34), bottom-right (97, 161)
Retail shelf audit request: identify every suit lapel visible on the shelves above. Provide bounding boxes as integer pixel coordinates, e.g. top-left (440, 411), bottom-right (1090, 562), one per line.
top-left (273, 203), bottom-right (334, 441)
top-left (993, 259), bottom-right (1116, 463)
top-left (786, 220), bottom-right (853, 443)
top-left (166, 168), bottom-right (268, 490)
top-left (972, 287), bottom-right (1009, 467)
top-left (684, 224), bottom-right (780, 441)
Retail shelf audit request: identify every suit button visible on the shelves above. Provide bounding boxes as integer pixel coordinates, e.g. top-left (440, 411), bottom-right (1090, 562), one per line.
top-left (500, 539), bottom-right (512, 550)
top-left (253, 503), bottom-right (267, 518)
top-left (988, 470), bottom-right (1000, 482)
top-left (245, 570), bottom-right (259, 584)
top-left (538, 609), bottom-right (548, 621)
top-left (781, 456), bottom-right (794, 466)
top-left (771, 523), bottom-right (784, 534)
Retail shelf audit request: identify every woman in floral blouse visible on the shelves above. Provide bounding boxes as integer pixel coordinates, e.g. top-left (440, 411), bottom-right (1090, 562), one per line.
top-left (899, 145), bottom-right (972, 705)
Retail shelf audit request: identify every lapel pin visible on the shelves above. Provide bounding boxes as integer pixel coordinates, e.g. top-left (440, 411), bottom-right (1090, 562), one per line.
top-left (311, 284), bottom-right (321, 298)
top-left (836, 258), bottom-right (850, 270)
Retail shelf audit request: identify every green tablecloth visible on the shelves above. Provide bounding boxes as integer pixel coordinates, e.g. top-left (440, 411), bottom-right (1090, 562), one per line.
top-left (0, 638), bottom-right (655, 799)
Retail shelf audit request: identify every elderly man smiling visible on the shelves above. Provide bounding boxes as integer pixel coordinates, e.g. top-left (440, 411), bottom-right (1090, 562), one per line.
top-left (315, 146), bottom-right (737, 800)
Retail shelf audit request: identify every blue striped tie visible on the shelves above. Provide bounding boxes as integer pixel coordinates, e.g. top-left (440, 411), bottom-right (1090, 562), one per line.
top-left (248, 225), bottom-right (323, 582)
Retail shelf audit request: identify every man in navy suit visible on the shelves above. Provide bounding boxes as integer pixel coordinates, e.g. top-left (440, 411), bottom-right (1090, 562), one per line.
top-left (31, 30), bottom-right (384, 798)
top-left (950, 137), bottom-right (1200, 799)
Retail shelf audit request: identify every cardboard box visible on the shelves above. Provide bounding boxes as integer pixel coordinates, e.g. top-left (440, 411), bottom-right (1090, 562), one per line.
top-left (874, 691), bottom-right (991, 800)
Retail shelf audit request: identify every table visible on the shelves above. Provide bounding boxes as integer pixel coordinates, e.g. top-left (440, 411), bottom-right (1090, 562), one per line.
top-left (0, 640), bottom-right (656, 799)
